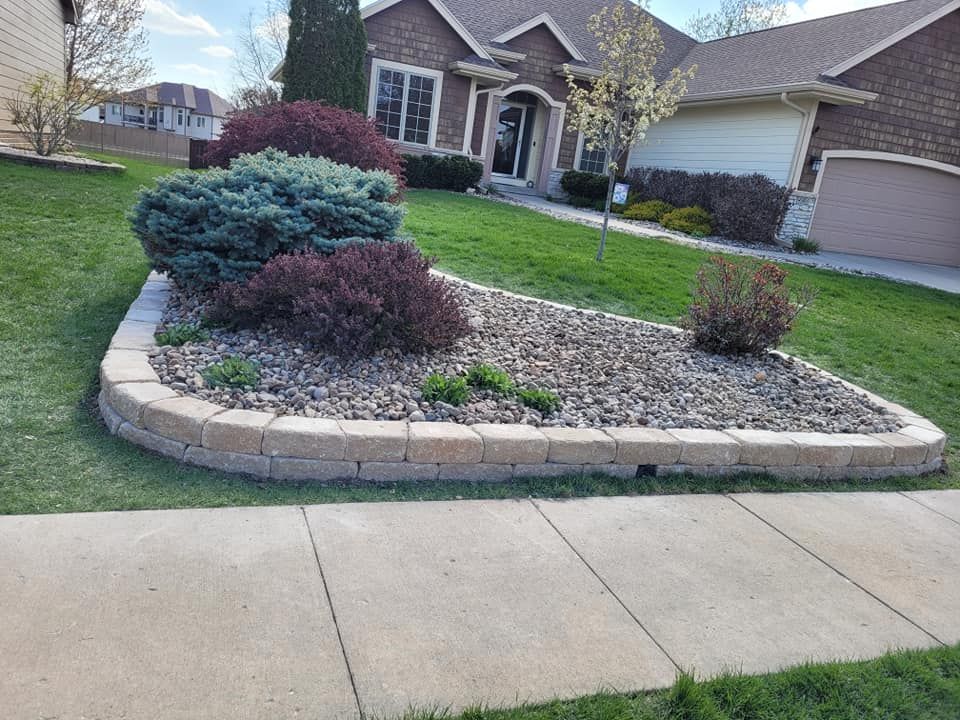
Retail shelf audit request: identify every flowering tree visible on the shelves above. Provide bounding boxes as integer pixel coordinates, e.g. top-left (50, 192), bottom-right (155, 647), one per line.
top-left (565, 1), bottom-right (695, 261)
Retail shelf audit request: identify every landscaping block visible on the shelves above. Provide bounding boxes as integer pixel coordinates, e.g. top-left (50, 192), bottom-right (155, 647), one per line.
top-left (898, 425), bottom-right (947, 463)
top-left (99, 349), bottom-right (158, 388)
top-left (184, 446), bottom-right (271, 477)
top-left (109, 320), bottom-right (158, 351)
top-left (117, 421), bottom-right (186, 461)
top-left (514, 463), bottom-right (584, 479)
top-left (143, 397), bottom-right (224, 446)
top-left (97, 391), bottom-right (123, 434)
top-left (588, 464), bottom-right (640, 479)
top-left (262, 416), bottom-right (346, 460)
top-left (668, 429), bottom-right (741, 466)
top-left (270, 458), bottom-right (359, 482)
top-left (603, 427), bottom-right (681, 465)
top-left (341, 421), bottom-right (408, 462)
top-left (761, 465), bottom-right (823, 481)
top-left (723, 429), bottom-right (799, 466)
top-left (125, 307), bottom-right (164, 324)
top-left (202, 409), bottom-right (273, 454)
top-left (845, 434), bottom-right (896, 467)
top-left (407, 423), bottom-right (483, 464)
top-left (541, 428), bottom-right (615, 464)
top-left (437, 464), bottom-right (514, 482)
top-left (656, 464), bottom-right (753, 478)
top-left (471, 424), bottom-right (549, 464)
top-left (357, 462), bottom-right (439, 482)
top-left (106, 382), bottom-right (178, 426)
top-left (782, 432), bottom-right (853, 466)
top-left (875, 432), bottom-right (929, 466)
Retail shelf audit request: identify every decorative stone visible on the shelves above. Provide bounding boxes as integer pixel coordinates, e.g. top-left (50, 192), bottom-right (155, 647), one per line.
top-left (513, 463), bottom-right (583, 479)
top-left (845, 434), bottom-right (896, 467)
top-left (118, 422), bottom-right (186, 461)
top-left (437, 464), bottom-right (514, 482)
top-left (471, 424), bottom-right (548, 464)
top-left (541, 428), bottom-right (615, 464)
top-left (407, 423), bottom-right (483, 464)
top-left (202, 409), bottom-right (273, 454)
top-left (875, 432), bottom-right (929, 466)
top-left (270, 458), bottom-right (359, 482)
top-left (183, 446), bottom-right (271, 477)
top-left (357, 462), bottom-right (439, 482)
top-left (603, 427), bottom-right (681, 465)
top-left (109, 320), bottom-right (158, 351)
top-left (898, 425), bottom-right (947, 463)
top-left (98, 391), bottom-right (123, 434)
top-left (106, 382), bottom-right (178, 426)
top-left (723, 429), bottom-right (799, 467)
top-left (262, 416), bottom-right (346, 460)
top-left (143, 397), bottom-right (224, 446)
top-left (668, 429), bottom-right (741, 466)
top-left (341, 421), bottom-right (408, 462)
top-left (100, 350), bottom-right (158, 388)
top-left (781, 432), bottom-right (853, 466)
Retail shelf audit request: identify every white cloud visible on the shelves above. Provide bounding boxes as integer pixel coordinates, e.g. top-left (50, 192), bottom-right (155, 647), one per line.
top-left (255, 11), bottom-right (290, 40)
top-left (144, 0), bottom-right (220, 37)
top-left (173, 63), bottom-right (220, 77)
top-left (200, 45), bottom-right (235, 59)
top-left (784, 0), bottom-right (899, 23)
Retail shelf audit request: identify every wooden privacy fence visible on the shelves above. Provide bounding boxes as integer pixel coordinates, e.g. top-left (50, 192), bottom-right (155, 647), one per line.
top-left (69, 120), bottom-right (192, 166)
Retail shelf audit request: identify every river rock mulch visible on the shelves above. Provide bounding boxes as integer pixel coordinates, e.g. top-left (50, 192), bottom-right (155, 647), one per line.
top-left (148, 279), bottom-right (901, 432)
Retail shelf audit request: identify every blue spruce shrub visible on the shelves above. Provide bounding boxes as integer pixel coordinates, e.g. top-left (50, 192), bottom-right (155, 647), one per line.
top-left (130, 148), bottom-right (405, 289)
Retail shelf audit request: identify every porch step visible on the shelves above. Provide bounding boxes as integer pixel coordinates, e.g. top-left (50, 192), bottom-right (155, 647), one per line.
top-left (490, 182), bottom-right (542, 197)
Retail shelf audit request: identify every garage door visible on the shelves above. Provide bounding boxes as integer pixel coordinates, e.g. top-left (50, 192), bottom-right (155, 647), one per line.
top-left (809, 157), bottom-right (960, 267)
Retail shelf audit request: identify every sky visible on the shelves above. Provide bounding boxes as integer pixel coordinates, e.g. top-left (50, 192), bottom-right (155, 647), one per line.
top-left (141, 0), bottom-right (904, 96)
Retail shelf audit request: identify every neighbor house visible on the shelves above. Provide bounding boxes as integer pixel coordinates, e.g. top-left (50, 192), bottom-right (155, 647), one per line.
top-left (274, 0), bottom-right (959, 266)
top-left (80, 83), bottom-right (234, 140)
top-left (0, 0), bottom-right (77, 145)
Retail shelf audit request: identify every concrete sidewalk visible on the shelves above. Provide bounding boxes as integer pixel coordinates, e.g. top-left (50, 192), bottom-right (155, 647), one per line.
top-left (1, 491), bottom-right (958, 719)
top-left (505, 193), bottom-right (960, 294)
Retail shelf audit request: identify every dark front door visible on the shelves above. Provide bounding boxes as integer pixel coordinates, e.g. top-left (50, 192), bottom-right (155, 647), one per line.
top-left (492, 102), bottom-right (526, 177)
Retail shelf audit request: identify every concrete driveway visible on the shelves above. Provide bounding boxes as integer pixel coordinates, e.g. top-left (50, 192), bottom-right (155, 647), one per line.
top-left (1, 491), bottom-right (958, 719)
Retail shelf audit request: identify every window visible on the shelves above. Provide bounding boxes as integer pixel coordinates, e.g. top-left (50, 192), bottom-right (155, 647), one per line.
top-left (177, 109), bottom-right (184, 126)
top-left (158, 108), bottom-right (164, 123)
top-left (370, 61), bottom-right (440, 147)
top-left (196, 116), bottom-right (206, 128)
top-left (578, 138), bottom-right (607, 174)
top-left (111, 104), bottom-right (119, 115)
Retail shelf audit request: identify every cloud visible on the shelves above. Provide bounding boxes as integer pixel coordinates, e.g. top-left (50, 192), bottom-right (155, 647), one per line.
top-left (200, 45), bottom-right (235, 59)
top-left (255, 11), bottom-right (290, 41)
top-left (144, 0), bottom-right (220, 37)
top-left (784, 0), bottom-right (900, 22)
top-left (173, 63), bottom-right (220, 78)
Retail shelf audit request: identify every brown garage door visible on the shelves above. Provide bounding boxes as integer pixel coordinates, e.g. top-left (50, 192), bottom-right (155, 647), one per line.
top-left (809, 157), bottom-right (960, 267)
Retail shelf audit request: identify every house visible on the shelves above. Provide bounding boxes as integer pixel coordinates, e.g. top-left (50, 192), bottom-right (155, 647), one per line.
top-left (0, 0), bottom-right (77, 145)
top-left (81, 83), bottom-right (234, 140)
top-left (275, 0), bottom-right (959, 266)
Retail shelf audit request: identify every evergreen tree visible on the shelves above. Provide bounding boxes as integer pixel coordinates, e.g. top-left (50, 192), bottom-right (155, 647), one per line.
top-left (282, 0), bottom-right (368, 111)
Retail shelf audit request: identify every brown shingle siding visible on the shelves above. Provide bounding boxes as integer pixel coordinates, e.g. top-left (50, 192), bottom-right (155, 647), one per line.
top-left (799, 10), bottom-right (960, 190)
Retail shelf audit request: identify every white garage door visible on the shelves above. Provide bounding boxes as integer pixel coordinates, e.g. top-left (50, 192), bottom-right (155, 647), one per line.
top-left (809, 157), bottom-right (960, 267)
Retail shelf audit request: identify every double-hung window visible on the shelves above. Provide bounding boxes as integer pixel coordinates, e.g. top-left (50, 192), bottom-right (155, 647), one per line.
top-left (371, 61), bottom-right (441, 147)
top-left (577, 136), bottom-right (608, 174)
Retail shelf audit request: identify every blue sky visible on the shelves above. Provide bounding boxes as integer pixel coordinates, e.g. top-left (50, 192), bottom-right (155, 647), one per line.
top-left (142, 0), bottom-right (899, 95)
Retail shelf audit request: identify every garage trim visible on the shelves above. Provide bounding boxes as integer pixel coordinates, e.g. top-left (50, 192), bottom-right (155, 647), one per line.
top-left (813, 150), bottom-right (960, 194)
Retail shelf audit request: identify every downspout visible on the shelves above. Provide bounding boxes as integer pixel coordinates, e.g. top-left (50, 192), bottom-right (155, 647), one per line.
top-left (780, 92), bottom-right (809, 190)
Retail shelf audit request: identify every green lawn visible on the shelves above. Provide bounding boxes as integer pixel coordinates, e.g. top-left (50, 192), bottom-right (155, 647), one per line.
top-left (0, 158), bottom-right (954, 515)
top-left (397, 644), bottom-right (960, 720)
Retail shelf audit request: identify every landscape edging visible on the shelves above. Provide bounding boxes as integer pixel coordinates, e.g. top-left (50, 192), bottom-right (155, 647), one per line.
top-left (98, 271), bottom-right (948, 482)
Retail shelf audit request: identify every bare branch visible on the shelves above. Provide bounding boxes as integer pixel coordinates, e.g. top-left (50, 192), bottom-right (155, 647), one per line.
top-left (685, 0), bottom-right (788, 41)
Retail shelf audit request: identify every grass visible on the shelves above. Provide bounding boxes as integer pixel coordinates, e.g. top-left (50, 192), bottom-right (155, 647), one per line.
top-left (0, 158), bottom-right (955, 515)
top-left (393, 643), bottom-right (960, 719)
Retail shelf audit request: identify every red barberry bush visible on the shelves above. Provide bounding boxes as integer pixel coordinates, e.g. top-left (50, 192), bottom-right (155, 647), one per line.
top-left (684, 256), bottom-right (816, 355)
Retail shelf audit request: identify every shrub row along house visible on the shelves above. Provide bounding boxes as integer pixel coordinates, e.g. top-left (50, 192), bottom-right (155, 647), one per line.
top-left (274, 0), bottom-right (959, 266)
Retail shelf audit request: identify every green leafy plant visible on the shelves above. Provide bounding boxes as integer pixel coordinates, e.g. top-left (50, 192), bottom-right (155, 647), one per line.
top-left (661, 205), bottom-right (713, 236)
top-left (154, 323), bottom-right (209, 347)
top-left (421, 373), bottom-right (470, 406)
top-left (623, 199), bottom-right (675, 222)
top-left (202, 356), bottom-right (259, 389)
top-left (466, 364), bottom-right (515, 396)
top-left (517, 388), bottom-right (562, 415)
top-left (403, 154), bottom-right (483, 193)
top-left (792, 236), bottom-right (820, 254)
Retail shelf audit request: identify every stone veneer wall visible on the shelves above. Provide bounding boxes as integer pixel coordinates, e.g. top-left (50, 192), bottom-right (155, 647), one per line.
top-left (100, 273), bottom-right (947, 483)
top-left (777, 192), bottom-right (817, 243)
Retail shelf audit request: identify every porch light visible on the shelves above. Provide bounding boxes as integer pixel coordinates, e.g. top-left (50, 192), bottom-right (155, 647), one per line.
top-left (810, 155), bottom-right (823, 172)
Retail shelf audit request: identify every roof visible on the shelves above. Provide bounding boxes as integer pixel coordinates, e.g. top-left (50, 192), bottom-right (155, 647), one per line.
top-left (116, 83), bottom-right (235, 117)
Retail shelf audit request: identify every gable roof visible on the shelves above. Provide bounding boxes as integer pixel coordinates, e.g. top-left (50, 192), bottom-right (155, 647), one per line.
top-left (490, 13), bottom-right (587, 62)
top-left (116, 83), bottom-right (235, 117)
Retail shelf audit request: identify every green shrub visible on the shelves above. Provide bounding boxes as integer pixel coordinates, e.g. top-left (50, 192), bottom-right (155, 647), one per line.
top-left (403, 154), bottom-right (483, 193)
top-left (131, 148), bottom-right (405, 289)
top-left (517, 388), bottom-right (562, 414)
top-left (421, 374), bottom-right (470, 406)
top-left (792, 236), bottom-right (820, 254)
top-left (661, 206), bottom-right (713, 236)
top-left (466, 364), bottom-right (514, 395)
top-left (202, 356), bottom-right (259, 389)
top-left (155, 323), bottom-right (209, 347)
top-left (567, 194), bottom-right (595, 209)
top-left (623, 199), bottom-right (675, 222)
top-left (560, 170), bottom-right (608, 201)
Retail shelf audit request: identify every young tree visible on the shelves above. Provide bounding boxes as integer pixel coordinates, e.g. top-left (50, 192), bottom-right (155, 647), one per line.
top-left (7, 74), bottom-right (74, 156)
top-left (282, 0), bottom-right (367, 111)
top-left (232, 0), bottom-right (286, 110)
top-left (565, 1), bottom-right (695, 261)
top-left (685, 0), bottom-right (788, 41)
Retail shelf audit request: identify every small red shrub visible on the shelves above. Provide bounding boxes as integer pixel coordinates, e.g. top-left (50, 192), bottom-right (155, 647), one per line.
top-left (203, 100), bottom-right (405, 186)
top-left (684, 256), bottom-right (816, 355)
top-left (209, 244), bottom-right (470, 356)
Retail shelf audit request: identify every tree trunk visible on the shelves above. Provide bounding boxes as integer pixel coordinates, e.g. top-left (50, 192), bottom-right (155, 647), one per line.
top-left (596, 170), bottom-right (618, 262)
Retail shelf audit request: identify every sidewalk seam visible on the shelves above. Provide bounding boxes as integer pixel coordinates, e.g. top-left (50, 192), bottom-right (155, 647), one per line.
top-left (725, 494), bottom-right (946, 647)
top-left (897, 491), bottom-right (960, 528)
top-left (530, 498), bottom-right (682, 673)
top-left (301, 506), bottom-right (365, 719)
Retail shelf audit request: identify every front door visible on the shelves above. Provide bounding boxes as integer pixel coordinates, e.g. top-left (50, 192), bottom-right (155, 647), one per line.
top-left (492, 102), bottom-right (527, 177)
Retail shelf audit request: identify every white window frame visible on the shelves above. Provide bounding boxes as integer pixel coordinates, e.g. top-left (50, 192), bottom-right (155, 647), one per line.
top-left (177, 108), bottom-right (184, 126)
top-left (367, 58), bottom-right (443, 149)
top-left (574, 132), bottom-right (609, 175)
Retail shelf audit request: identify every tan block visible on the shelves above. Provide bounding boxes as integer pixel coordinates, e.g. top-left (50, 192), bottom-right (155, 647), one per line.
top-left (898, 425), bottom-right (947, 463)
top-left (603, 427), bottom-right (681, 465)
top-left (407, 423), bottom-right (483, 464)
top-left (471, 424), bottom-right (548, 464)
top-left (99, 350), bottom-right (158, 387)
top-left (341, 420), bottom-right (408, 462)
top-left (781, 432), bottom-right (853, 466)
top-left (109, 320), bottom-right (158, 351)
top-left (845, 434), bottom-right (896, 467)
top-left (184, 446), bottom-right (271, 477)
top-left (270, 458), bottom-right (359, 482)
top-left (118, 422), bottom-right (186, 460)
top-left (668, 429), bottom-right (741, 466)
top-left (514, 463), bottom-right (584, 479)
top-left (437, 464), bottom-right (514, 482)
top-left (262, 416), bottom-right (345, 460)
top-left (541, 428), bottom-right (615, 464)
top-left (202, 409), bottom-right (273, 454)
top-left (723, 429), bottom-right (799, 467)
top-left (357, 462), bottom-right (438, 482)
top-left (876, 432), bottom-right (928, 466)
top-left (98, 390), bottom-right (123, 434)
top-left (106, 382), bottom-right (178, 426)
top-left (143, 397), bottom-right (224, 445)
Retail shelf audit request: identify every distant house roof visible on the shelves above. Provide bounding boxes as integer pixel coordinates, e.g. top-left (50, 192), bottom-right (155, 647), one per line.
top-left (115, 83), bottom-right (235, 117)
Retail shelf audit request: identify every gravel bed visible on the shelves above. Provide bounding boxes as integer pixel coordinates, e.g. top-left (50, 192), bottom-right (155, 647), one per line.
top-left (148, 280), bottom-right (900, 432)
